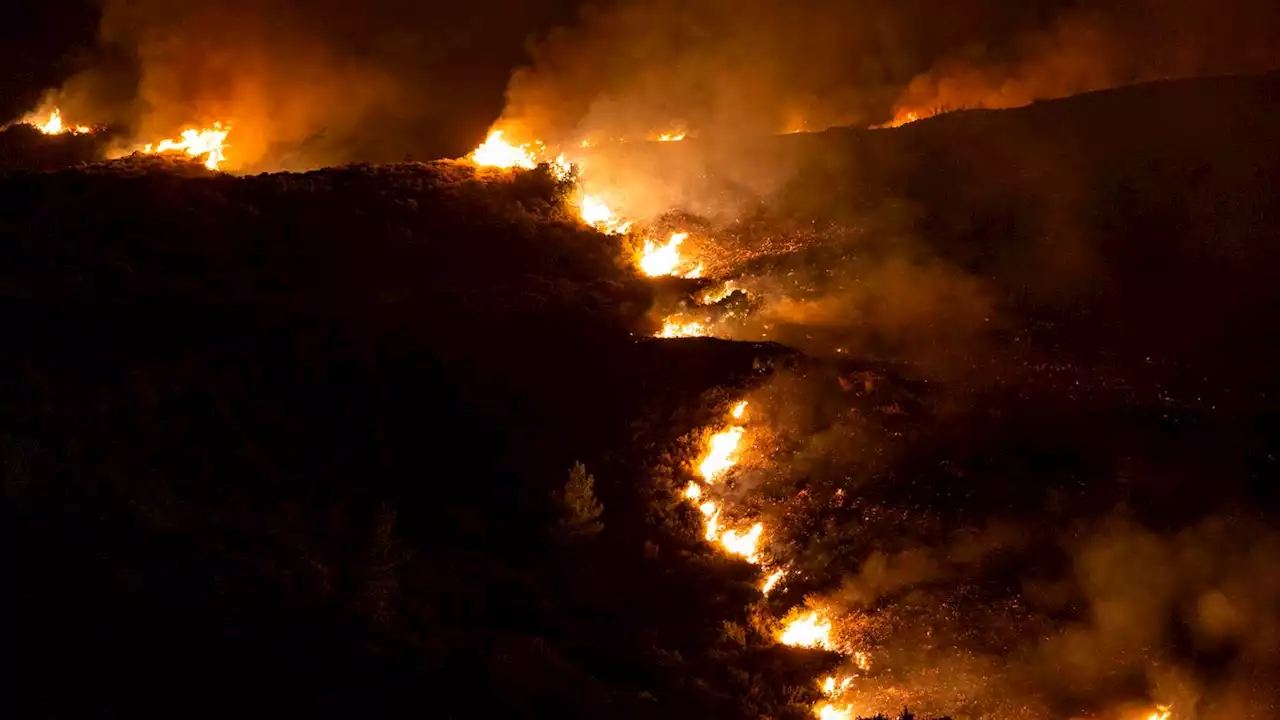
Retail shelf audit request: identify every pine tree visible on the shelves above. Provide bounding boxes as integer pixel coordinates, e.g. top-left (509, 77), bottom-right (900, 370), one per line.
top-left (554, 462), bottom-right (603, 539)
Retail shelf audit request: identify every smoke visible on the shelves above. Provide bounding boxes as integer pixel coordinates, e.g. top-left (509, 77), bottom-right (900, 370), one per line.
top-left (39, 0), bottom-right (567, 169)
top-left (889, 0), bottom-right (1280, 124)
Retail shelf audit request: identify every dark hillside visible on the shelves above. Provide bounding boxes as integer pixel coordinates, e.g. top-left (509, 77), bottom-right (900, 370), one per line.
top-left (1, 160), bottom-right (826, 719)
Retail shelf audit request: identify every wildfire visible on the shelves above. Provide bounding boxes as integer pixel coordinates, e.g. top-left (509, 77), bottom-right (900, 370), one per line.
top-left (470, 130), bottom-right (537, 169)
top-left (702, 280), bottom-right (739, 304)
top-left (731, 400), bottom-right (748, 419)
top-left (684, 481), bottom-right (702, 499)
top-left (700, 501), bottom-right (721, 541)
top-left (779, 610), bottom-right (834, 650)
top-left (815, 703), bottom-right (855, 720)
top-left (719, 522), bottom-right (764, 563)
top-left (762, 569), bottom-right (786, 594)
top-left (578, 194), bottom-right (633, 235)
top-left (658, 317), bottom-right (709, 338)
top-left (637, 231), bottom-right (690, 276)
top-left (142, 123), bottom-right (230, 171)
top-left (1146, 707), bottom-right (1172, 720)
top-left (821, 675), bottom-right (854, 697)
top-left (25, 108), bottom-right (90, 135)
top-left (655, 132), bottom-right (686, 142)
top-left (698, 425), bottom-right (745, 482)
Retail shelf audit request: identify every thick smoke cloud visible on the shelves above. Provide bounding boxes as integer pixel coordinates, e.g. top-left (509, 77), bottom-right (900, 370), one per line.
top-left (503, 0), bottom-right (1280, 142)
top-left (891, 0), bottom-right (1280, 123)
top-left (45, 0), bottom-right (568, 168)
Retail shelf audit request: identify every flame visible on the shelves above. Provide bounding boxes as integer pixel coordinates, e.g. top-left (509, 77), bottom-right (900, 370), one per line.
top-left (578, 194), bottom-right (633, 235)
top-left (700, 501), bottom-right (721, 541)
top-left (470, 130), bottom-right (537, 169)
top-left (143, 123), bottom-right (230, 170)
top-left (779, 610), bottom-right (833, 650)
top-left (820, 675), bottom-right (854, 697)
top-left (719, 522), bottom-right (764, 563)
top-left (638, 231), bottom-right (689, 276)
top-left (815, 703), bottom-right (855, 720)
top-left (731, 400), bottom-right (748, 419)
top-left (655, 132), bottom-right (686, 142)
top-left (761, 568), bottom-right (786, 594)
top-left (698, 425), bottom-right (745, 482)
top-left (26, 108), bottom-right (91, 135)
top-left (1146, 707), bottom-right (1172, 720)
top-left (684, 482), bottom-right (702, 500)
top-left (701, 280), bottom-right (739, 304)
top-left (658, 317), bottom-right (708, 338)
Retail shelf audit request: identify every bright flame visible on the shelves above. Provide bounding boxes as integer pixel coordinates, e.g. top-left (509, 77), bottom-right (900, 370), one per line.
top-left (655, 132), bottom-right (686, 142)
top-left (815, 703), bottom-right (854, 720)
top-left (761, 569), bottom-right (786, 594)
top-left (820, 675), bottom-right (854, 697)
top-left (1146, 707), bottom-right (1172, 720)
top-left (700, 501), bottom-right (721, 541)
top-left (470, 130), bottom-right (537, 169)
top-left (719, 522), bottom-right (764, 563)
top-left (658, 317), bottom-right (708, 338)
top-left (143, 123), bottom-right (230, 170)
top-left (779, 611), bottom-right (833, 650)
top-left (578, 194), bottom-right (633, 235)
top-left (701, 280), bottom-right (739, 305)
top-left (684, 482), bottom-right (702, 500)
top-left (730, 400), bottom-right (748, 419)
top-left (26, 108), bottom-right (91, 135)
top-left (638, 231), bottom-right (688, 277)
top-left (698, 425), bottom-right (745, 482)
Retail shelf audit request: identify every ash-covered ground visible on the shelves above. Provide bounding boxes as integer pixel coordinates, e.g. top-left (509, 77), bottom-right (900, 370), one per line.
top-left (4, 72), bottom-right (1280, 720)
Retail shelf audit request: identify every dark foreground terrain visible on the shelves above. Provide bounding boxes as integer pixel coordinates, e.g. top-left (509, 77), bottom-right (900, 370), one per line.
top-left (5, 73), bottom-right (1280, 720)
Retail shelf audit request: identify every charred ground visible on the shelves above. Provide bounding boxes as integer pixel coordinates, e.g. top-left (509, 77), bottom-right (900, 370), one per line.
top-left (5, 73), bottom-right (1280, 720)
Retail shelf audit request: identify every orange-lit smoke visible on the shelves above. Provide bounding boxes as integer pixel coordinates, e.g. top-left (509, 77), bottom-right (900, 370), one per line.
top-left (886, 1), bottom-right (1280, 127)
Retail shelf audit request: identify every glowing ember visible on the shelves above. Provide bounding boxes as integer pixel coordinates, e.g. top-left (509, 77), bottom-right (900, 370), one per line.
top-left (143, 123), bottom-right (230, 170)
top-left (470, 130), bottom-right (537, 169)
top-left (719, 522), bottom-right (764, 563)
top-left (815, 703), bottom-right (854, 720)
top-left (657, 317), bottom-right (708, 338)
top-left (761, 569), bottom-right (785, 594)
top-left (852, 651), bottom-right (872, 671)
top-left (637, 231), bottom-right (688, 276)
top-left (779, 610), bottom-right (833, 650)
top-left (26, 108), bottom-right (90, 135)
top-left (656, 132), bottom-right (686, 142)
top-left (578, 194), bottom-right (633, 235)
top-left (698, 425), bottom-right (745, 482)
top-left (684, 482), bottom-right (702, 500)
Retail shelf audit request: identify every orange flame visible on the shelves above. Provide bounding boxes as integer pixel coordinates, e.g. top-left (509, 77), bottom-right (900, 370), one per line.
top-left (658, 317), bottom-right (708, 338)
top-left (143, 123), bottom-right (230, 170)
top-left (26, 108), bottom-right (91, 135)
top-left (684, 482), bottom-right (702, 500)
top-left (698, 425), bottom-right (745, 482)
top-left (815, 703), bottom-right (855, 720)
top-left (655, 132), bottom-right (686, 142)
top-left (579, 194), bottom-right (633, 235)
top-left (779, 610), bottom-right (833, 650)
top-left (470, 130), bottom-right (537, 169)
top-left (762, 569), bottom-right (786, 594)
top-left (638, 231), bottom-right (689, 276)
top-left (719, 522), bottom-right (764, 563)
